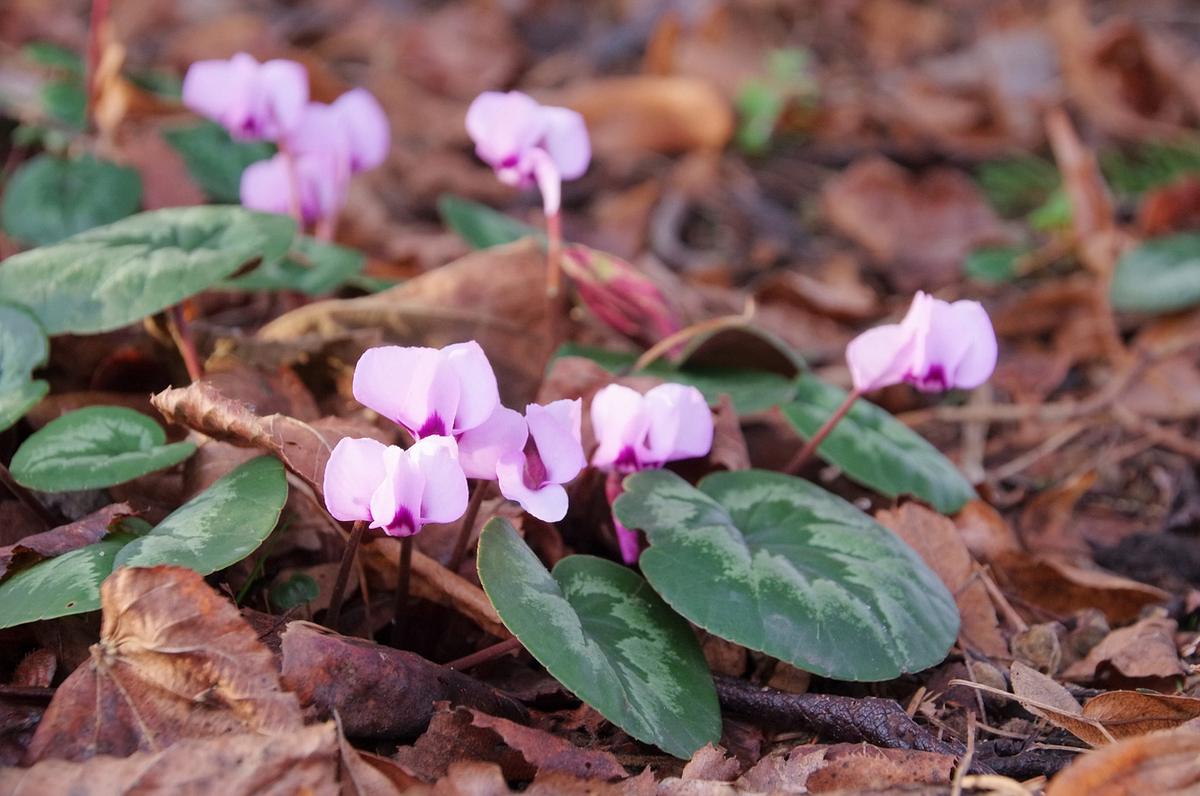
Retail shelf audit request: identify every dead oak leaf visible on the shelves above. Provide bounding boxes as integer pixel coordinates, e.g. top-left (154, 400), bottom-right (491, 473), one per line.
top-left (1046, 719), bottom-right (1200, 796)
top-left (0, 503), bottom-right (134, 581)
top-left (992, 553), bottom-right (1168, 625)
top-left (1062, 615), bottom-right (1185, 683)
top-left (25, 566), bottom-right (303, 763)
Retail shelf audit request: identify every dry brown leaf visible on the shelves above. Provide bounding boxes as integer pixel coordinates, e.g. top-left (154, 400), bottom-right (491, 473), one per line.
top-left (877, 503), bottom-right (1008, 658)
top-left (279, 621), bottom-right (526, 741)
top-left (1062, 615), bottom-right (1185, 682)
top-left (26, 566), bottom-right (303, 763)
top-left (992, 553), bottom-right (1168, 625)
top-left (0, 504), bottom-right (133, 580)
top-left (953, 500), bottom-right (1022, 562)
top-left (821, 156), bottom-right (1013, 291)
top-left (1009, 660), bottom-right (1108, 745)
top-left (681, 744), bottom-right (741, 782)
top-left (258, 239), bottom-right (555, 407)
top-left (708, 395), bottom-right (750, 473)
top-left (0, 723), bottom-right (341, 796)
top-left (732, 743), bottom-right (954, 793)
top-left (467, 707), bottom-right (627, 781)
top-left (417, 760), bottom-right (653, 796)
top-left (1045, 720), bottom-right (1200, 795)
top-left (551, 77), bottom-right (733, 156)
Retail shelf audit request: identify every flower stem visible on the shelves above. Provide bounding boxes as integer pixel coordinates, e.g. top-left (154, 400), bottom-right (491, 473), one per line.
top-left (447, 479), bottom-right (487, 573)
top-left (445, 636), bottom-right (523, 670)
top-left (325, 519), bottom-right (365, 633)
top-left (785, 388), bottom-right (863, 474)
top-left (0, 462), bottom-right (56, 529)
top-left (278, 145), bottom-right (305, 228)
top-left (167, 302), bottom-right (204, 382)
top-left (545, 211), bottom-right (562, 299)
top-left (391, 535), bottom-right (413, 648)
top-left (85, 0), bottom-right (111, 131)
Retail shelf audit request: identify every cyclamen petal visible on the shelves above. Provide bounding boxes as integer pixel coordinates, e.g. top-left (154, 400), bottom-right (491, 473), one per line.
top-left (323, 436), bottom-right (388, 523)
top-left (846, 292), bottom-right (998, 393)
top-left (182, 53), bottom-right (308, 141)
top-left (496, 451), bottom-right (569, 522)
top-left (525, 399), bottom-right (586, 485)
top-left (589, 384), bottom-right (650, 472)
top-left (239, 151), bottom-right (346, 224)
top-left (457, 406), bottom-right (527, 481)
top-left (287, 89), bottom-right (390, 174)
top-left (590, 383), bottom-right (712, 472)
top-left (408, 436), bottom-right (469, 525)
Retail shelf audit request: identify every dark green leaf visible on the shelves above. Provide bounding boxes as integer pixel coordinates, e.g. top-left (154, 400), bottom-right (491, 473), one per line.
top-left (781, 375), bottom-right (976, 514)
top-left (0, 206), bottom-right (295, 334)
top-left (1, 154), bottom-right (141, 246)
top-left (438, 194), bottom-right (539, 249)
top-left (10, 406), bottom-right (196, 492)
top-left (22, 42), bottom-right (83, 75)
top-left (162, 122), bottom-right (274, 203)
top-left (0, 301), bottom-right (49, 432)
top-left (976, 156), bottom-right (1060, 217)
top-left (615, 469), bottom-right (959, 681)
top-left (1111, 233), bottom-right (1200, 314)
top-left (965, 246), bottom-right (1025, 284)
top-left (478, 518), bottom-right (721, 758)
top-left (553, 343), bottom-right (796, 415)
top-left (228, 235), bottom-right (365, 295)
top-left (270, 573), bottom-right (320, 610)
top-left (41, 80), bottom-right (86, 130)
top-left (115, 455), bottom-right (287, 574)
top-left (0, 532), bottom-right (137, 627)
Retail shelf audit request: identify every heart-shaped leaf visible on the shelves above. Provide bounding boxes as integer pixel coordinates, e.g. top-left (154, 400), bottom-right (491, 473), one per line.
top-left (228, 235), bottom-right (364, 295)
top-left (0, 532), bottom-right (137, 628)
top-left (0, 301), bottom-right (50, 432)
top-left (1111, 233), bottom-right (1200, 313)
top-left (553, 343), bottom-right (796, 415)
top-left (438, 194), bottom-right (539, 249)
top-left (162, 122), bottom-right (275, 203)
top-left (614, 469), bottom-right (959, 681)
top-left (781, 375), bottom-right (976, 514)
top-left (0, 206), bottom-right (295, 335)
top-left (0, 456), bottom-right (287, 628)
top-left (10, 406), bottom-right (196, 492)
top-left (477, 518), bottom-right (721, 758)
top-left (115, 455), bottom-right (286, 573)
top-left (1, 154), bottom-right (142, 246)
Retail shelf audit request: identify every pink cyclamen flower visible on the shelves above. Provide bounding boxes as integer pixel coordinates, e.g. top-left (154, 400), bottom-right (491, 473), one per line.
top-left (492, 400), bottom-right (586, 522)
top-left (323, 436), bottom-right (468, 537)
top-left (240, 151), bottom-right (347, 224)
top-left (590, 383), bottom-right (713, 564)
top-left (353, 342), bottom-right (510, 479)
top-left (846, 291), bottom-right (998, 394)
top-left (465, 90), bottom-right (590, 215)
top-left (287, 88), bottom-right (391, 174)
top-left (182, 53), bottom-right (308, 141)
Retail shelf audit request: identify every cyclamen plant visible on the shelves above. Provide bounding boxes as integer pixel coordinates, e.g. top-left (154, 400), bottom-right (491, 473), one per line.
top-left (591, 383), bottom-right (714, 563)
top-left (182, 53), bottom-right (390, 237)
top-left (466, 90), bottom-right (590, 297)
top-left (787, 291), bottom-right (998, 472)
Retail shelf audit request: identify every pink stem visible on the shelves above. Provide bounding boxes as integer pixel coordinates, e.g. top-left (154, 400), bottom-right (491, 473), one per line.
top-left (85, 0), bottom-right (111, 130)
top-left (785, 388), bottom-right (863, 474)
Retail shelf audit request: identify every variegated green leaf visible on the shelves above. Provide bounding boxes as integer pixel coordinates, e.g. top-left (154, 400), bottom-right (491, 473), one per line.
top-left (614, 469), bottom-right (959, 681)
top-left (0, 532), bottom-right (135, 627)
top-left (782, 374), bottom-right (976, 513)
top-left (477, 518), bottom-right (720, 759)
top-left (0, 301), bottom-right (49, 432)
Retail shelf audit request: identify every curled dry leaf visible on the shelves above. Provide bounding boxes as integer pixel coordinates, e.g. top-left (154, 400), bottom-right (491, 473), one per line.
top-left (1062, 615), bottom-right (1185, 683)
top-left (257, 240), bottom-right (555, 407)
top-left (0, 722), bottom-right (342, 796)
top-left (730, 743), bottom-right (955, 794)
top-left (25, 565), bottom-right (303, 763)
top-left (877, 503), bottom-right (1008, 658)
top-left (1045, 719), bottom-right (1200, 796)
top-left (1008, 661), bottom-right (1200, 747)
top-left (821, 156), bottom-right (1013, 291)
top-left (279, 621), bottom-right (526, 740)
top-left (0, 503), bottom-right (134, 580)
top-left (393, 703), bottom-right (626, 783)
top-left (992, 553), bottom-right (1168, 625)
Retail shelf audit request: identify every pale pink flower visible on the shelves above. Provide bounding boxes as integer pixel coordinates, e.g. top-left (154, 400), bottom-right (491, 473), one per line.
top-left (239, 151), bottom-right (347, 224)
top-left (286, 88), bottom-right (390, 174)
top-left (322, 436), bottom-right (468, 537)
top-left (590, 383), bottom-right (713, 564)
top-left (493, 400), bottom-right (586, 522)
top-left (465, 90), bottom-right (590, 215)
top-left (846, 292), bottom-right (998, 393)
top-left (182, 53), bottom-right (308, 141)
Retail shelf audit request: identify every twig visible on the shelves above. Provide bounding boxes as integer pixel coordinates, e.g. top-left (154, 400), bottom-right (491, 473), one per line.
top-left (713, 676), bottom-right (965, 757)
top-left (785, 388), bottom-right (863, 474)
top-left (0, 685), bottom-right (55, 702)
top-left (167, 302), bottom-right (205, 381)
top-left (445, 636), bottom-right (524, 670)
top-left (950, 712), bottom-right (976, 796)
top-left (631, 303), bottom-right (755, 373)
top-left (447, 480), bottom-right (487, 573)
top-left (988, 421), bottom-right (1089, 482)
top-left (326, 520), bottom-right (366, 633)
top-left (976, 565), bottom-right (1029, 633)
top-left (391, 536), bottom-right (413, 648)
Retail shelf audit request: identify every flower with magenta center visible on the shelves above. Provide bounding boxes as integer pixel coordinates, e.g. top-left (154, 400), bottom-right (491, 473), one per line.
top-left (492, 399), bottom-right (586, 522)
top-left (287, 88), bottom-right (391, 175)
top-left (182, 53), bottom-right (308, 141)
top-left (323, 436), bottom-right (468, 537)
top-left (590, 383), bottom-right (713, 563)
top-left (466, 90), bottom-right (590, 216)
top-left (240, 151), bottom-right (346, 225)
top-left (846, 291), bottom-right (998, 394)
